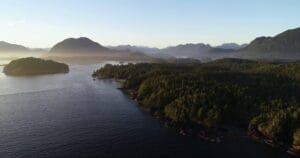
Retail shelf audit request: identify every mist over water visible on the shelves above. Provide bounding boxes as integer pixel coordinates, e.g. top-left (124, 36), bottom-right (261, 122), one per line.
top-left (0, 64), bottom-right (293, 158)
top-left (0, 59), bottom-right (11, 65)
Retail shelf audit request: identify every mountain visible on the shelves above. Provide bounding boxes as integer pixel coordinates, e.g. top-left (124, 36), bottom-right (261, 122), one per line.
top-left (0, 41), bottom-right (29, 52)
top-left (46, 37), bottom-right (160, 63)
top-left (159, 43), bottom-right (212, 58)
top-left (208, 47), bottom-right (235, 53)
top-left (49, 37), bottom-right (110, 54)
top-left (158, 43), bottom-right (240, 59)
top-left (216, 43), bottom-right (247, 50)
top-left (49, 38), bottom-right (244, 60)
top-left (108, 45), bottom-right (174, 59)
top-left (108, 43), bottom-right (240, 59)
top-left (108, 45), bottom-right (160, 54)
top-left (242, 27), bottom-right (300, 54)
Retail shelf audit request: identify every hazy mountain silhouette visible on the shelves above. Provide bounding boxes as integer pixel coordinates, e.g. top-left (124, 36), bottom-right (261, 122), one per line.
top-left (3, 27), bottom-right (300, 60)
top-left (108, 45), bottom-right (160, 54)
top-left (109, 43), bottom-right (245, 59)
top-left (108, 45), bottom-right (174, 59)
top-left (0, 41), bottom-right (30, 52)
top-left (110, 28), bottom-right (300, 60)
top-left (50, 37), bottom-right (110, 54)
top-left (159, 43), bottom-right (212, 58)
top-left (216, 43), bottom-right (247, 50)
top-left (208, 48), bottom-right (235, 53)
top-left (158, 43), bottom-right (245, 59)
top-left (46, 37), bottom-right (159, 63)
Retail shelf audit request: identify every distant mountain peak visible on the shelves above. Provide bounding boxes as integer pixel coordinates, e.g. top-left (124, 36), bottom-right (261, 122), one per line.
top-left (47, 37), bottom-right (156, 61)
top-left (50, 37), bottom-right (109, 54)
top-left (243, 27), bottom-right (300, 54)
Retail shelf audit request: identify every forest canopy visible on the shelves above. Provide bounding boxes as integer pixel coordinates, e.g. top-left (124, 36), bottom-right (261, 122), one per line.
top-left (3, 57), bottom-right (69, 76)
top-left (93, 58), bottom-right (300, 154)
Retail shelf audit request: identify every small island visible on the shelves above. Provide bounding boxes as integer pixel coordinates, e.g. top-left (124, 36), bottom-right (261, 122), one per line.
top-left (3, 57), bottom-right (69, 76)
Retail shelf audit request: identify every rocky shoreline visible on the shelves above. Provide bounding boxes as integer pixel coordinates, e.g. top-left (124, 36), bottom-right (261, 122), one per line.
top-left (119, 87), bottom-right (249, 142)
top-left (120, 86), bottom-right (299, 157)
top-left (95, 76), bottom-right (299, 157)
top-left (249, 129), bottom-right (300, 156)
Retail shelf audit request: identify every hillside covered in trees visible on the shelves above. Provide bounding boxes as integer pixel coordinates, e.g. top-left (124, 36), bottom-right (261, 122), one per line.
top-left (93, 59), bottom-right (300, 155)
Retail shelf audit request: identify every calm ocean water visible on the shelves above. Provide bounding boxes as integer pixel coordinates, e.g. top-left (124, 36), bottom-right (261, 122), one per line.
top-left (0, 63), bottom-right (293, 158)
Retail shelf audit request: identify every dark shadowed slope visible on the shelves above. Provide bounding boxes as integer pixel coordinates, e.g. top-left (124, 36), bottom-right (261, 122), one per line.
top-left (242, 27), bottom-right (300, 54)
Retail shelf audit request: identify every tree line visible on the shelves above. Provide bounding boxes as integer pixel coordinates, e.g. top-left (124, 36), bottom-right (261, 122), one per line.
top-left (93, 58), bottom-right (300, 154)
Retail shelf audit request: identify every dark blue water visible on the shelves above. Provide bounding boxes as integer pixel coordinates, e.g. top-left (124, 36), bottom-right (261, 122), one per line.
top-left (0, 64), bottom-right (293, 158)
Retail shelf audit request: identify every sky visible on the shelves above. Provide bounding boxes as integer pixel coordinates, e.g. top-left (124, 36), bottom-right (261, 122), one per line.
top-left (0, 0), bottom-right (300, 48)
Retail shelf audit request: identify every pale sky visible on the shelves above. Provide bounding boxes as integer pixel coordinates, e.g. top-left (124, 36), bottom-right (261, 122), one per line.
top-left (0, 0), bottom-right (300, 48)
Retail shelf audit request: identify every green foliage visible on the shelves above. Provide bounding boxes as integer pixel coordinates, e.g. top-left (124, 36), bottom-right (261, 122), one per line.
top-left (93, 58), bottom-right (300, 152)
top-left (292, 129), bottom-right (300, 152)
top-left (3, 57), bottom-right (69, 76)
top-left (249, 106), bottom-right (300, 148)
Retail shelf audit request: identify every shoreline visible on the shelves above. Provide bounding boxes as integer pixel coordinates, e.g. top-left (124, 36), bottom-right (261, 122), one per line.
top-left (128, 86), bottom-right (300, 156)
top-left (96, 76), bottom-right (299, 157)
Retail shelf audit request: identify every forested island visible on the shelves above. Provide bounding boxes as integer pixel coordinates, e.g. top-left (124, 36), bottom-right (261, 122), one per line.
top-left (93, 58), bottom-right (300, 156)
top-left (3, 57), bottom-right (69, 76)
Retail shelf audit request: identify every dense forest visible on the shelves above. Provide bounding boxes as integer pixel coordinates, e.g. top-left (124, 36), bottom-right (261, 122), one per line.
top-left (3, 57), bottom-right (69, 76)
top-left (93, 58), bottom-right (300, 155)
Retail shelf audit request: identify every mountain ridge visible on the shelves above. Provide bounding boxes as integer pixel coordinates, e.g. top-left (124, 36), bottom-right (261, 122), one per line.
top-left (242, 27), bottom-right (300, 53)
top-left (2, 27), bottom-right (300, 60)
top-left (0, 41), bottom-right (30, 52)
